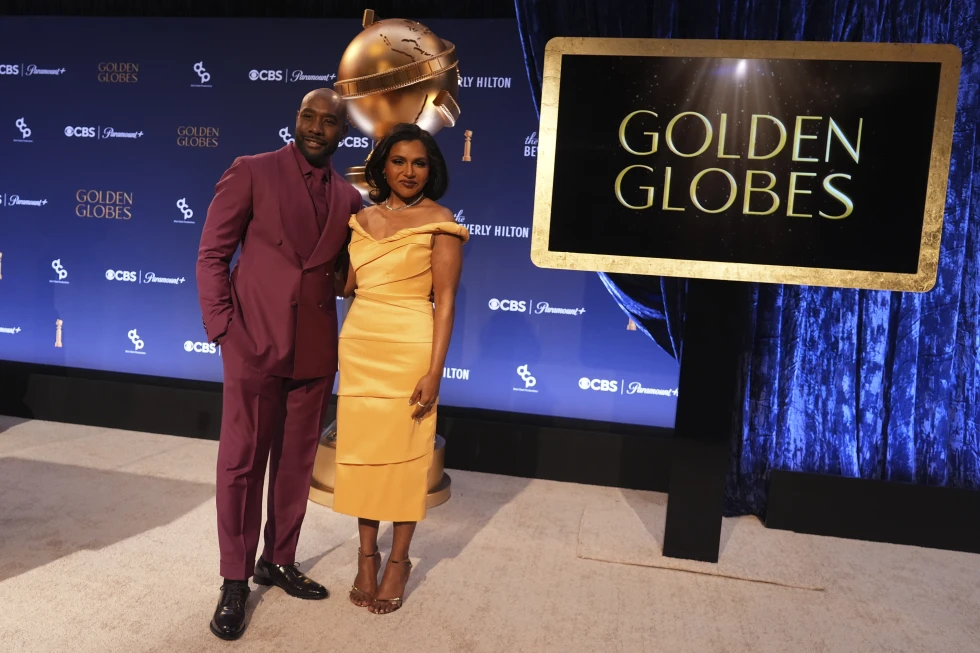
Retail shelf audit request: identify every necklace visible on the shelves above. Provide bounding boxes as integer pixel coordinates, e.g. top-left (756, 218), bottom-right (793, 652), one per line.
top-left (384, 193), bottom-right (424, 212)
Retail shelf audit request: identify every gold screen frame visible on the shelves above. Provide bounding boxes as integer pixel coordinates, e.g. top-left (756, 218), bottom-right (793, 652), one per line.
top-left (530, 37), bottom-right (962, 292)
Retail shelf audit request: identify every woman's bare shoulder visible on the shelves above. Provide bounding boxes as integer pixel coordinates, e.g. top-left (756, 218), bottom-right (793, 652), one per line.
top-left (419, 202), bottom-right (455, 226)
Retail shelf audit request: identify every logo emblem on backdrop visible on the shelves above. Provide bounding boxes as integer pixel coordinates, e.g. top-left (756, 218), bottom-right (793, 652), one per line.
top-left (442, 367), bottom-right (470, 381)
top-left (106, 269), bottom-right (137, 282)
top-left (0, 326), bottom-right (21, 335)
top-left (249, 69), bottom-right (282, 82)
top-left (143, 272), bottom-right (185, 285)
top-left (515, 364), bottom-right (538, 393)
top-left (279, 127), bottom-right (294, 144)
top-left (51, 259), bottom-right (68, 284)
top-left (579, 377), bottom-right (619, 393)
top-left (97, 62), bottom-right (139, 83)
top-left (626, 382), bottom-right (679, 397)
top-left (449, 212), bottom-right (528, 239)
top-left (176, 126), bottom-right (219, 148)
top-left (65, 126), bottom-right (144, 140)
top-left (458, 75), bottom-right (513, 89)
top-left (291, 70), bottom-right (336, 83)
top-left (2, 194), bottom-right (48, 208)
top-left (24, 65), bottom-right (65, 76)
top-left (184, 340), bottom-right (219, 354)
top-left (524, 132), bottom-right (537, 158)
top-left (192, 61), bottom-right (211, 87)
top-left (76, 189), bottom-right (133, 220)
top-left (65, 126), bottom-right (96, 138)
top-left (489, 298), bottom-right (528, 313)
top-left (338, 136), bottom-right (371, 149)
top-left (14, 117), bottom-right (31, 142)
top-left (126, 328), bottom-right (145, 354)
top-left (0, 64), bottom-right (20, 75)
top-left (248, 69), bottom-right (338, 83)
top-left (176, 198), bottom-right (195, 223)
top-left (534, 302), bottom-right (586, 316)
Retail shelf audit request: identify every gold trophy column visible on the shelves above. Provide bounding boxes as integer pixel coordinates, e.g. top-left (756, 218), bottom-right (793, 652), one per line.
top-left (308, 292), bottom-right (452, 509)
top-left (309, 9), bottom-right (463, 509)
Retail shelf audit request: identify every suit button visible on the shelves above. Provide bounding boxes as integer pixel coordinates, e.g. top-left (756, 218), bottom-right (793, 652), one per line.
top-left (318, 302), bottom-right (323, 309)
top-left (276, 238), bottom-right (283, 246)
top-left (290, 301), bottom-right (298, 307)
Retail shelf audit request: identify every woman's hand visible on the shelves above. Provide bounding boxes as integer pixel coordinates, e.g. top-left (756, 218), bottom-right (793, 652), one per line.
top-left (409, 372), bottom-right (441, 422)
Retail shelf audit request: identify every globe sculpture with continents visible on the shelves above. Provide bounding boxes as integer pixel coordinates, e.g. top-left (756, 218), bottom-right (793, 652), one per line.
top-left (335, 9), bottom-right (461, 202)
top-left (309, 9), bottom-right (462, 509)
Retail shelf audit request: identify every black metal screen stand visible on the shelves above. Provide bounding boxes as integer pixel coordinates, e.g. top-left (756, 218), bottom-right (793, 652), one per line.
top-left (662, 278), bottom-right (749, 563)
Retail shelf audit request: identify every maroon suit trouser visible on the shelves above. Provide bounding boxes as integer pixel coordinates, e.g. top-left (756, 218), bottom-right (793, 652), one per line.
top-left (216, 344), bottom-right (332, 580)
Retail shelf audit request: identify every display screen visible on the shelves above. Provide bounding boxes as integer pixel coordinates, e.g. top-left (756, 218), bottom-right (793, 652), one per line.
top-left (532, 40), bottom-right (959, 292)
top-left (0, 17), bottom-right (680, 428)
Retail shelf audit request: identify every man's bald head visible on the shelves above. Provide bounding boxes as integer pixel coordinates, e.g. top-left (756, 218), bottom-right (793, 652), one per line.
top-left (294, 88), bottom-right (349, 166)
top-left (301, 88), bottom-right (347, 120)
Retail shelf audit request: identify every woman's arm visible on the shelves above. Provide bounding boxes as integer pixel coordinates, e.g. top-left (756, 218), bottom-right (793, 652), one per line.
top-left (410, 231), bottom-right (464, 419)
top-left (428, 232), bottom-right (463, 373)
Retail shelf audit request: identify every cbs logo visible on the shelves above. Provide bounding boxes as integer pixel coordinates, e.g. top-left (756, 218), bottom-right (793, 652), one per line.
top-left (106, 269), bottom-right (137, 282)
top-left (184, 341), bottom-right (218, 354)
top-left (65, 126), bottom-right (97, 138)
top-left (488, 298), bottom-right (527, 312)
top-left (0, 64), bottom-right (19, 75)
top-left (249, 69), bottom-right (283, 81)
top-left (578, 377), bottom-right (619, 392)
top-left (338, 136), bottom-right (371, 148)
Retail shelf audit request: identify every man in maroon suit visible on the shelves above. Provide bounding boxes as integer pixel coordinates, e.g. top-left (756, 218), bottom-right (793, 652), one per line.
top-left (196, 88), bottom-right (362, 641)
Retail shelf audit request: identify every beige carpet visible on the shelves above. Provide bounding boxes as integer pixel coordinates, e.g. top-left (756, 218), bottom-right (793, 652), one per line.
top-left (1, 416), bottom-right (979, 653)
top-left (577, 493), bottom-right (827, 590)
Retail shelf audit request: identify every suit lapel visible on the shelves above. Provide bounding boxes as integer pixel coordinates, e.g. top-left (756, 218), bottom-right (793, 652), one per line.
top-left (276, 145), bottom-right (319, 261)
top-left (304, 164), bottom-right (350, 270)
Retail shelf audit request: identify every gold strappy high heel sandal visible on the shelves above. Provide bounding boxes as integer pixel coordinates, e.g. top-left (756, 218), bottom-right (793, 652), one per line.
top-left (371, 558), bottom-right (412, 615)
top-left (349, 547), bottom-right (380, 607)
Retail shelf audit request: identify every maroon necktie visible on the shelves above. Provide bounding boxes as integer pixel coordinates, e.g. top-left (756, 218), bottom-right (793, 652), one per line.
top-left (312, 168), bottom-right (328, 233)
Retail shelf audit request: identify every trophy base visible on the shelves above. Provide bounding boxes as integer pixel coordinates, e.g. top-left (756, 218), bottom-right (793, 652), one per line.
top-left (308, 427), bottom-right (452, 510)
top-left (345, 165), bottom-right (374, 205)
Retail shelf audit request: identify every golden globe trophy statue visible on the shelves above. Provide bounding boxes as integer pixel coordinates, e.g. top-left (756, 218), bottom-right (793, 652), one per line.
top-left (333, 8), bottom-right (461, 202)
top-left (308, 8), bottom-right (462, 509)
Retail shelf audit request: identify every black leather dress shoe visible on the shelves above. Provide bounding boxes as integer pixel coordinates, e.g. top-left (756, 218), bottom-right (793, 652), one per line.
top-left (210, 581), bottom-right (250, 640)
top-left (253, 557), bottom-right (328, 600)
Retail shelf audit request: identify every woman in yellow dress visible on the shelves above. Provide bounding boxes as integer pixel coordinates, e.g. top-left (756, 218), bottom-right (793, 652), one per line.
top-left (333, 123), bottom-right (468, 614)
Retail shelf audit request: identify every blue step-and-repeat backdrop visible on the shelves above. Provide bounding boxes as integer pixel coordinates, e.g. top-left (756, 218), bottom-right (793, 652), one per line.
top-left (0, 16), bottom-right (679, 428)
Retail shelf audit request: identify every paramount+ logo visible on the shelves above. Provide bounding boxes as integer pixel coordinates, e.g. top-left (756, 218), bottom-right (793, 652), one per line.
top-left (177, 125), bottom-right (219, 148)
top-left (76, 189), bottom-right (133, 220)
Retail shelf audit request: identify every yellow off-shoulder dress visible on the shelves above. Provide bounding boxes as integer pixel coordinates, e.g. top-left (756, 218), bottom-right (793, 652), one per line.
top-left (333, 214), bottom-right (469, 523)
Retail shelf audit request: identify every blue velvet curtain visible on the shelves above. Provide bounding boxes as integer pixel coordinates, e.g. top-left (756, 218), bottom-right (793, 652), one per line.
top-left (515, 0), bottom-right (980, 515)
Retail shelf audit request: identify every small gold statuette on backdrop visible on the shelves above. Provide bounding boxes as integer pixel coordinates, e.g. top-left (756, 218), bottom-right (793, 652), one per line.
top-left (627, 317), bottom-right (637, 331)
top-left (462, 130), bottom-right (473, 161)
top-left (55, 319), bottom-right (63, 347)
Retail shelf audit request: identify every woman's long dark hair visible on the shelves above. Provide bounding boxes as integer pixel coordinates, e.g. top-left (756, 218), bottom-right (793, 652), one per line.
top-left (364, 123), bottom-right (449, 204)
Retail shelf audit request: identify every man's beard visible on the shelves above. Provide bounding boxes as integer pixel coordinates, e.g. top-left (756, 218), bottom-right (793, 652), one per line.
top-left (296, 136), bottom-right (336, 166)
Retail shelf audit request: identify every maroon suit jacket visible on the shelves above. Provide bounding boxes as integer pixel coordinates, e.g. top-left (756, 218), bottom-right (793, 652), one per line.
top-left (196, 143), bottom-right (362, 380)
